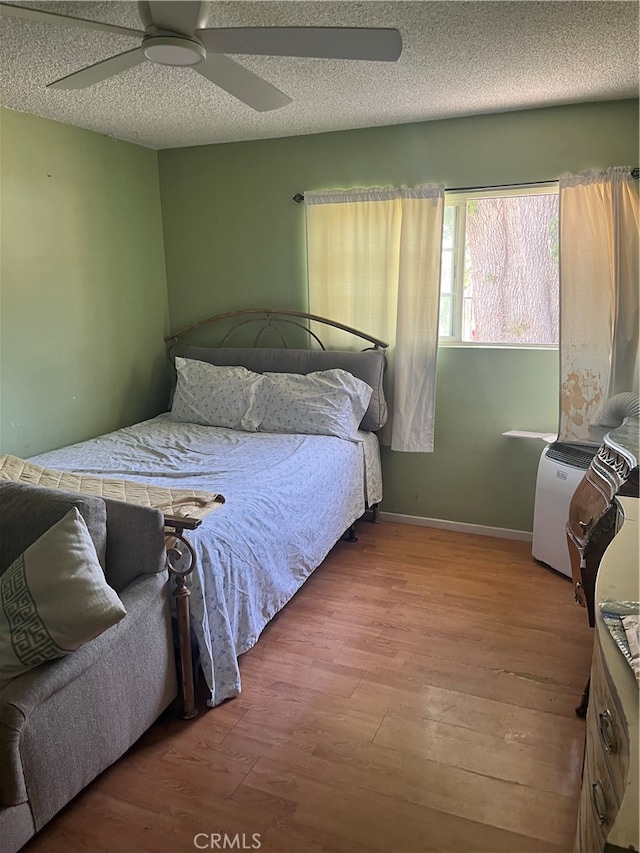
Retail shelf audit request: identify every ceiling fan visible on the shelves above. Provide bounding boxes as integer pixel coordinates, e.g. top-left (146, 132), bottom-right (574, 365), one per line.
top-left (0, 1), bottom-right (402, 111)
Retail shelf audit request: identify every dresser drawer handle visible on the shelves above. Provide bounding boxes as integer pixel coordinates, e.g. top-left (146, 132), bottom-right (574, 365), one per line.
top-left (591, 780), bottom-right (608, 825)
top-left (598, 709), bottom-right (618, 754)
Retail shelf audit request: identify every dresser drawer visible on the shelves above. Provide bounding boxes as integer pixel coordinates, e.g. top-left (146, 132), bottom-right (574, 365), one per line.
top-left (590, 638), bottom-right (630, 804)
top-left (575, 745), bottom-right (606, 853)
top-left (585, 701), bottom-right (622, 835)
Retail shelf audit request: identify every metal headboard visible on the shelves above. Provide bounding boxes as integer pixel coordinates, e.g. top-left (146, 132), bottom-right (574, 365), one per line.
top-left (165, 308), bottom-right (388, 356)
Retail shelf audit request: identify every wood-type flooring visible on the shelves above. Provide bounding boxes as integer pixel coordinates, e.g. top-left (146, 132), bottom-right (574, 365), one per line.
top-left (24, 520), bottom-right (593, 853)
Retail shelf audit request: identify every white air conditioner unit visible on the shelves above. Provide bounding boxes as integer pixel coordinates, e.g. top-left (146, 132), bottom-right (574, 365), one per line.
top-left (532, 443), bottom-right (598, 577)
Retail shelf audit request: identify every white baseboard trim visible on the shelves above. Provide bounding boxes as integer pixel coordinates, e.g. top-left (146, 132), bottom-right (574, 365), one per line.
top-left (378, 512), bottom-right (533, 542)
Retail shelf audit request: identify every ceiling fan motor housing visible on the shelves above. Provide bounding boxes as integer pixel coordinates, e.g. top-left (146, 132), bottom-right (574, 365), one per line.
top-left (142, 34), bottom-right (206, 67)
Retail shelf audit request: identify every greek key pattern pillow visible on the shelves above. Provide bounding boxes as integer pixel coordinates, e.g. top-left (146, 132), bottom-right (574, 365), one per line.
top-left (2, 553), bottom-right (63, 667)
top-left (0, 508), bottom-right (126, 691)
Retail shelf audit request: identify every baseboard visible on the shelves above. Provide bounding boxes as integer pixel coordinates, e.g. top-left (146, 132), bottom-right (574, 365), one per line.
top-left (378, 512), bottom-right (533, 542)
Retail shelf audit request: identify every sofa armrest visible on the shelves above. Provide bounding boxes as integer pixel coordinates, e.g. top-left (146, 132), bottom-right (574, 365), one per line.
top-left (0, 484), bottom-right (168, 593)
top-left (102, 499), bottom-right (166, 592)
top-left (0, 571), bottom-right (168, 807)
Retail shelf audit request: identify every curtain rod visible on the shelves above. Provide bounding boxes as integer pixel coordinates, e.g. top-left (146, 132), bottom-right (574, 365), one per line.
top-left (292, 168), bottom-right (640, 202)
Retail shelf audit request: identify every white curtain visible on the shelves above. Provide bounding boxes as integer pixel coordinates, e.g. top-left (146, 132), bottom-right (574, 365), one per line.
top-left (305, 186), bottom-right (444, 452)
top-left (558, 167), bottom-right (639, 442)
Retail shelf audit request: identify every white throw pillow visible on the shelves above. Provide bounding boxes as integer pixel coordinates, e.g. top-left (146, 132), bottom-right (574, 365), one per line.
top-left (170, 357), bottom-right (267, 431)
top-left (259, 369), bottom-right (373, 442)
top-left (0, 508), bottom-right (126, 691)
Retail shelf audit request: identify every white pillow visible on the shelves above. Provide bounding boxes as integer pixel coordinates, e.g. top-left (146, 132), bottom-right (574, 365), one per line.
top-left (259, 369), bottom-right (373, 442)
top-left (170, 357), bottom-right (267, 431)
top-left (0, 508), bottom-right (126, 691)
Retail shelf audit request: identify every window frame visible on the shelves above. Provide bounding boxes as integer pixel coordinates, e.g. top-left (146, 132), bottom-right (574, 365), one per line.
top-left (438, 182), bottom-right (560, 348)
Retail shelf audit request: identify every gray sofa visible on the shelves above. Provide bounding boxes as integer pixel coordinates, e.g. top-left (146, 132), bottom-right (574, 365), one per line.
top-left (0, 481), bottom-right (177, 853)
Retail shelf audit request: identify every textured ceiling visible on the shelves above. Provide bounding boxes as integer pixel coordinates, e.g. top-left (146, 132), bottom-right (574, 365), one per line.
top-left (1, 1), bottom-right (638, 149)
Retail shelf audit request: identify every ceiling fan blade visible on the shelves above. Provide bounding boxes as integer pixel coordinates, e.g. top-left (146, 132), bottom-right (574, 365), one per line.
top-left (199, 27), bottom-right (402, 62)
top-left (47, 48), bottom-right (146, 90)
top-left (145, 1), bottom-right (208, 36)
top-left (0, 2), bottom-right (144, 38)
top-left (194, 54), bottom-right (291, 112)
top-left (137, 1), bottom-right (153, 30)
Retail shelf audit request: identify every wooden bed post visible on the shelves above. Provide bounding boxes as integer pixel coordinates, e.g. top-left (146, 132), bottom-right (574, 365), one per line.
top-left (164, 515), bottom-right (202, 720)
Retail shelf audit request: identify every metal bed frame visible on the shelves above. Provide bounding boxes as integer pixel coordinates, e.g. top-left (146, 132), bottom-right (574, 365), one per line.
top-left (166, 307), bottom-right (388, 354)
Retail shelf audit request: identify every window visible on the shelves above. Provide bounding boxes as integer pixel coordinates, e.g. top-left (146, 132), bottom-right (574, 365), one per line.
top-left (439, 185), bottom-right (559, 345)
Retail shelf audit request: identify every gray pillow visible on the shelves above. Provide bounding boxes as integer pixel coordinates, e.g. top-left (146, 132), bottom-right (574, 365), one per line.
top-left (182, 346), bottom-right (388, 432)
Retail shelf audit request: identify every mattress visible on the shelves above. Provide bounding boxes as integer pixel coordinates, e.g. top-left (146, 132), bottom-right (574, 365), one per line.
top-left (30, 414), bottom-right (382, 705)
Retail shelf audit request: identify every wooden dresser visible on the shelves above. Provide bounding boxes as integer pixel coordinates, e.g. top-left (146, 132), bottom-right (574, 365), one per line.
top-left (573, 494), bottom-right (639, 853)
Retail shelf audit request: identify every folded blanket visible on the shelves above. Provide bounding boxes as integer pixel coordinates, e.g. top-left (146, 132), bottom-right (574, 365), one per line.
top-left (0, 454), bottom-right (224, 521)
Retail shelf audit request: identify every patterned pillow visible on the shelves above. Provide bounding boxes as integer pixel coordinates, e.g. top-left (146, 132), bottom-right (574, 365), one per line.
top-left (259, 369), bottom-right (373, 442)
top-left (170, 357), bottom-right (266, 431)
top-left (0, 508), bottom-right (126, 691)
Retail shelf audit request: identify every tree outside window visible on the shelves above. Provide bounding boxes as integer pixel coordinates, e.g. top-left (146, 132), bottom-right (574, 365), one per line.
top-left (439, 186), bottom-right (559, 346)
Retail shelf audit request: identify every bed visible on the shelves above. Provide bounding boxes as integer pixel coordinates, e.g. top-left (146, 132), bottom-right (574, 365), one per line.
top-left (24, 310), bottom-right (388, 710)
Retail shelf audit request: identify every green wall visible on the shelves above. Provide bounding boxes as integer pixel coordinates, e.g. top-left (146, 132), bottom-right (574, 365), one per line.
top-left (0, 109), bottom-right (169, 457)
top-left (2, 102), bottom-right (636, 531)
top-left (158, 99), bottom-right (639, 531)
